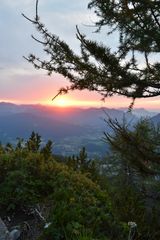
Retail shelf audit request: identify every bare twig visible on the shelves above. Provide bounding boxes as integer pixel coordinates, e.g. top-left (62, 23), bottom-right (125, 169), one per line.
top-left (36, 0), bottom-right (39, 21)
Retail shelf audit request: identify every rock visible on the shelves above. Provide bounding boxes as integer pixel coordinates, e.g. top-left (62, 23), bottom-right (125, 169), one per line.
top-left (0, 220), bottom-right (21, 240)
top-left (7, 229), bottom-right (21, 240)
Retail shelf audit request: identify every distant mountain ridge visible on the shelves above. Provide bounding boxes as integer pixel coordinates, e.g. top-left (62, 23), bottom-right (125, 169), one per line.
top-left (0, 102), bottom-right (158, 157)
top-left (0, 102), bottom-right (133, 119)
top-left (151, 113), bottom-right (160, 124)
top-left (120, 107), bottom-right (157, 118)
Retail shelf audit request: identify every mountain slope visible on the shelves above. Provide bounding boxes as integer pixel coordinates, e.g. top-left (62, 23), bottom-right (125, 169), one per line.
top-left (0, 112), bottom-right (89, 142)
top-left (0, 102), bottom-right (139, 156)
top-left (151, 113), bottom-right (160, 124)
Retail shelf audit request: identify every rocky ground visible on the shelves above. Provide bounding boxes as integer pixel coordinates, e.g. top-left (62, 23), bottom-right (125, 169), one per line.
top-left (0, 205), bottom-right (50, 240)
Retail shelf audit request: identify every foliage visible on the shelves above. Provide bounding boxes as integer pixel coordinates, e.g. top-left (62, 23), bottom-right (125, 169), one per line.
top-left (1, 122), bottom-right (160, 239)
top-left (2, 124), bottom-right (160, 239)
top-left (41, 168), bottom-right (120, 240)
top-left (62, 147), bottom-right (100, 181)
top-left (104, 118), bottom-right (160, 175)
top-left (40, 139), bottom-right (53, 159)
top-left (23, 0), bottom-right (160, 104)
top-left (26, 131), bottom-right (41, 152)
top-left (103, 119), bottom-right (160, 239)
top-left (0, 133), bottom-right (126, 240)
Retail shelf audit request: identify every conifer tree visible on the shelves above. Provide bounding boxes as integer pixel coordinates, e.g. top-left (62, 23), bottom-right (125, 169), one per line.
top-left (16, 137), bottom-right (24, 151)
top-left (77, 147), bottom-right (88, 168)
top-left (26, 131), bottom-right (41, 152)
top-left (41, 140), bottom-right (53, 159)
top-left (5, 143), bottom-right (13, 153)
top-left (23, 0), bottom-right (160, 104)
top-left (104, 118), bottom-right (160, 175)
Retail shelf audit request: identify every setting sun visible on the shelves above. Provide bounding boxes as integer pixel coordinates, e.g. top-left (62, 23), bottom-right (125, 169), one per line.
top-left (51, 96), bottom-right (74, 107)
top-left (49, 96), bottom-right (102, 108)
top-left (54, 98), bottom-right (70, 107)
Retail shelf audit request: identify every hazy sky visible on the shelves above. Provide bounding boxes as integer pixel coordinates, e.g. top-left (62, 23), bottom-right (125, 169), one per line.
top-left (0, 0), bottom-right (160, 110)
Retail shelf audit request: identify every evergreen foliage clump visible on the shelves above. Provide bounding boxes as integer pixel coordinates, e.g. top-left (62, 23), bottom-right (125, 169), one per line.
top-left (104, 118), bottom-right (160, 175)
top-left (103, 119), bottom-right (160, 239)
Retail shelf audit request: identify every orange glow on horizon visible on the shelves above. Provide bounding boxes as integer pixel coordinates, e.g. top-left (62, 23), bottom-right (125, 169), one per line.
top-left (39, 95), bottom-right (160, 110)
top-left (54, 98), bottom-right (71, 107)
top-left (0, 94), bottom-right (159, 111)
top-left (42, 96), bottom-right (104, 108)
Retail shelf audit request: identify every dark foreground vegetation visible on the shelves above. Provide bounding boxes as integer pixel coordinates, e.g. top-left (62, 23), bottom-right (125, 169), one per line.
top-left (0, 119), bottom-right (160, 240)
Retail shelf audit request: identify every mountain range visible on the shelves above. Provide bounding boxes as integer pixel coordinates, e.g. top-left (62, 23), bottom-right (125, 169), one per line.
top-left (0, 102), bottom-right (159, 157)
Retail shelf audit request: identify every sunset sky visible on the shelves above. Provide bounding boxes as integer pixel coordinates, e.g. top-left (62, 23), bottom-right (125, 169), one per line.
top-left (0, 0), bottom-right (160, 110)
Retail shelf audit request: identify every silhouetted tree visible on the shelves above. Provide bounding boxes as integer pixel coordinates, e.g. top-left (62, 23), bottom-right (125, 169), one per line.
top-left (23, 0), bottom-right (160, 105)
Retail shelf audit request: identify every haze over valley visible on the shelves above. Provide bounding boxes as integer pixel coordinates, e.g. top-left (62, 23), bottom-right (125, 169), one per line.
top-left (0, 102), bottom-right (159, 157)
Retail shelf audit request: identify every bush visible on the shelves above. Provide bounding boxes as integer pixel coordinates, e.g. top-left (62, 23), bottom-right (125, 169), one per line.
top-left (0, 139), bottom-right (126, 240)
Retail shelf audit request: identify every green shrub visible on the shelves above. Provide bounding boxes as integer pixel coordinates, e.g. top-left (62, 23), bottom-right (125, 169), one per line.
top-left (0, 145), bottom-right (126, 240)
